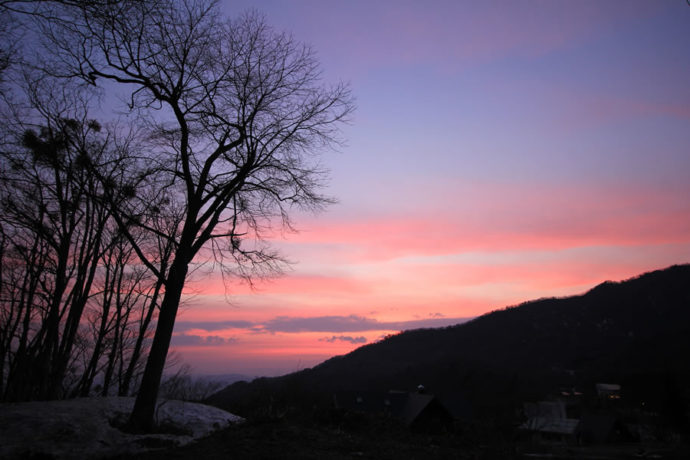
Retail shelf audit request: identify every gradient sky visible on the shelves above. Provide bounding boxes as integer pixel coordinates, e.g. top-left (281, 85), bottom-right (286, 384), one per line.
top-left (169, 0), bottom-right (690, 376)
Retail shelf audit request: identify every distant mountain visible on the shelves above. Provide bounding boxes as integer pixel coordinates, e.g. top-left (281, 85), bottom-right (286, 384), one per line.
top-left (207, 264), bottom-right (690, 417)
top-left (196, 373), bottom-right (257, 386)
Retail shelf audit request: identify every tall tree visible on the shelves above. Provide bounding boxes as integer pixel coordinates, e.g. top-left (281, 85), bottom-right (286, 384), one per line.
top-left (42, 0), bottom-right (353, 430)
top-left (1, 2), bottom-right (171, 402)
top-left (0, 89), bottom-right (138, 400)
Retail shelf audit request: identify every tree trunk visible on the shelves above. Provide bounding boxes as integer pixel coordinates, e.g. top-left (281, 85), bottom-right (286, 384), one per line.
top-left (127, 257), bottom-right (188, 431)
top-left (120, 277), bottom-right (162, 396)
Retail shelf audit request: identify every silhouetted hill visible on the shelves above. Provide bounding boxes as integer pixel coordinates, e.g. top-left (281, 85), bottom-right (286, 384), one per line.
top-left (207, 264), bottom-right (690, 418)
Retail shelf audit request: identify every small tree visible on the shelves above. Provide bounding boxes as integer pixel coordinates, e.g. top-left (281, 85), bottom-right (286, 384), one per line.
top-left (41, 0), bottom-right (353, 430)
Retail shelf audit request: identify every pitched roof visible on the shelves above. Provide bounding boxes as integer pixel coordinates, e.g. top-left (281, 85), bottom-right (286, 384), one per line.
top-left (333, 390), bottom-right (451, 427)
top-left (521, 417), bottom-right (580, 435)
top-left (398, 393), bottom-right (436, 426)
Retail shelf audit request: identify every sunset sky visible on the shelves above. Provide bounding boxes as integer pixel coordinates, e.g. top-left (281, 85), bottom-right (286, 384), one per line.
top-left (170, 0), bottom-right (690, 377)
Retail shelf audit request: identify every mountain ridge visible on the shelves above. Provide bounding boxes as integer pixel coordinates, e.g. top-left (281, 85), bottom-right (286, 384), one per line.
top-left (207, 264), bottom-right (690, 416)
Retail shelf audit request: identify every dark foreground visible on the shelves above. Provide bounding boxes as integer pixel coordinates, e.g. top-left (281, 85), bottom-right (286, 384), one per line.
top-left (122, 417), bottom-right (689, 460)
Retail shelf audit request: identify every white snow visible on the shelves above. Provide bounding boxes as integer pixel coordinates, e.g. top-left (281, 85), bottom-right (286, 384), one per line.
top-left (0, 397), bottom-right (243, 459)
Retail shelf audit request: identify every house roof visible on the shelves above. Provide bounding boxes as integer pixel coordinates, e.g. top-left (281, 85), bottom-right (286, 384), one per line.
top-left (521, 417), bottom-right (580, 435)
top-left (398, 393), bottom-right (436, 426)
top-left (595, 383), bottom-right (621, 394)
top-left (333, 390), bottom-right (452, 427)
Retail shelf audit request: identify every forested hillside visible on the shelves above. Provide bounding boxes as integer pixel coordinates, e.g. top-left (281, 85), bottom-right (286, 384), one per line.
top-left (208, 264), bottom-right (690, 418)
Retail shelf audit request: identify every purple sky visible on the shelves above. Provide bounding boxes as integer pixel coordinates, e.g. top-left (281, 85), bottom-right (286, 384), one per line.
top-left (170, 0), bottom-right (690, 377)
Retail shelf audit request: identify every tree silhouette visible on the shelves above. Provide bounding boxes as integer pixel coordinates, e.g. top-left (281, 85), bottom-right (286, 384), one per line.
top-left (36, 0), bottom-right (353, 430)
top-left (0, 88), bottom-right (138, 400)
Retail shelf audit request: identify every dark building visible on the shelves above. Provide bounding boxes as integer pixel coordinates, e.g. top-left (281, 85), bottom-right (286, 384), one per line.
top-left (333, 390), bottom-right (454, 431)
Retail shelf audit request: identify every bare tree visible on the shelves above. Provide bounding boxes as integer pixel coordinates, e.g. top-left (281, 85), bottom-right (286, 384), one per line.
top-left (158, 362), bottom-right (223, 402)
top-left (39, 0), bottom-right (353, 430)
top-left (1, 2), bottom-right (180, 402)
top-left (0, 71), bottom-right (151, 400)
top-left (72, 228), bottom-right (151, 397)
top-left (0, 116), bottom-right (105, 398)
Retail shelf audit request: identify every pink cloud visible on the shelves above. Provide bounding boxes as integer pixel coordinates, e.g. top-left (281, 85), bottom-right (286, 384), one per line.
top-left (185, 274), bottom-right (372, 297)
top-left (538, 86), bottom-right (690, 132)
top-left (282, 183), bottom-right (690, 262)
top-left (388, 257), bottom-right (672, 295)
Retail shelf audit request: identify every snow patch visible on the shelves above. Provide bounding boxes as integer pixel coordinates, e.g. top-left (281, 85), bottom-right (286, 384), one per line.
top-left (0, 397), bottom-right (243, 459)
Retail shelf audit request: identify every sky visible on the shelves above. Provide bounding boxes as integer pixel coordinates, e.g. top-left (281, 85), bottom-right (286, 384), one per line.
top-left (169, 0), bottom-right (690, 377)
